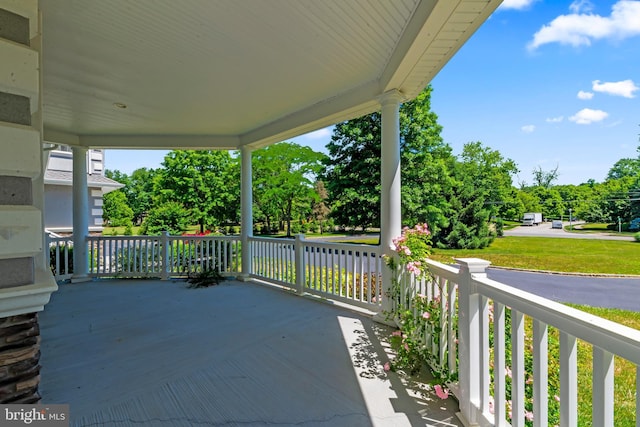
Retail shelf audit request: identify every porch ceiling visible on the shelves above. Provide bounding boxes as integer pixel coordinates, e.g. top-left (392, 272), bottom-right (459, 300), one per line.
top-left (39, 0), bottom-right (501, 150)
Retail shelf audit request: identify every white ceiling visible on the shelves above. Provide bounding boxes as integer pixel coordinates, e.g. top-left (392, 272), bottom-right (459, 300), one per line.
top-left (38, 0), bottom-right (501, 150)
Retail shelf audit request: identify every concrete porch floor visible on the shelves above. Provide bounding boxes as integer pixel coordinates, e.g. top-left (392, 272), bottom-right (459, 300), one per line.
top-left (38, 279), bottom-right (463, 427)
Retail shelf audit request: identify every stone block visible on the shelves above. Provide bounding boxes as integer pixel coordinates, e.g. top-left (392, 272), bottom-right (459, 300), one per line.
top-left (0, 8), bottom-right (29, 45)
top-left (0, 176), bottom-right (31, 205)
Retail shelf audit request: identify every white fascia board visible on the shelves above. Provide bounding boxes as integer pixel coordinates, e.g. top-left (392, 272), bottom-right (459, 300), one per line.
top-left (78, 134), bottom-right (240, 150)
top-left (43, 128), bottom-right (81, 146)
top-left (43, 178), bottom-right (71, 186)
top-left (240, 80), bottom-right (382, 149)
top-left (380, 0), bottom-right (502, 99)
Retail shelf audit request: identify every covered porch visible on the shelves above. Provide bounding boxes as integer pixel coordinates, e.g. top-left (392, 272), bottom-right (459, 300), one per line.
top-left (2, 1), bottom-right (640, 426)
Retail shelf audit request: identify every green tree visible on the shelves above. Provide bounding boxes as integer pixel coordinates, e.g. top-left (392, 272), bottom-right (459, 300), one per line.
top-left (607, 146), bottom-right (640, 180)
top-left (102, 190), bottom-right (134, 227)
top-left (311, 180), bottom-right (331, 233)
top-left (323, 86), bottom-right (456, 234)
top-left (532, 165), bottom-right (559, 188)
top-left (437, 142), bottom-right (518, 249)
top-left (529, 187), bottom-right (565, 219)
top-left (253, 142), bottom-right (326, 237)
top-left (140, 201), bottom-right (190, 235)
top-left (399, 88), bottom-right (457, 241)
top-left (105, 168), bottom-right (157, 225)
top-left (322, 113), bottom-right (382, 231)
top-left (154, 150), bottom-right (239, 233)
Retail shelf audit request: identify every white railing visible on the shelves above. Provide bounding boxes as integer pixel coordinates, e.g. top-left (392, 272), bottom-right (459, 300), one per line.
top-left (302, 238), bottom-right (382, 310)
top-left (250, 236), bottom-right (296, 289)
top-left (47, 235), bottom-right (74, 281)
top-left (249, 235), bottom-right (382, 310)
top-left (397, 257), bottom-right (640, 427)
top-left (86, 232), bottom-right (241, 279)
top-left (47, 231), bottom-right (637, 424)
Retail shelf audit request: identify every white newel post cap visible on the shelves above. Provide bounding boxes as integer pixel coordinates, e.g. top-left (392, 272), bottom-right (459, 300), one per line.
top-left (455, 258), bottom-right (491, 275)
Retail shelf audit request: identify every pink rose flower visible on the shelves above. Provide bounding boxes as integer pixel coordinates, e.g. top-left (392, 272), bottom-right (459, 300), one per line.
top-left (434, 384), bottom-right (449, 400)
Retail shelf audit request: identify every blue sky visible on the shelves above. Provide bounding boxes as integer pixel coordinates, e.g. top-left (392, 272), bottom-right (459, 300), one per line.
top-left (107, 0), bottom-right (640, 186)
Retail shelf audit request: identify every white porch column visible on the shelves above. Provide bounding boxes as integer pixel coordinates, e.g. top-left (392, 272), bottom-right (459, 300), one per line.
top-left (375, 90), bottom-right (403, 322)
top-left (72, 146), bottom-right (90, 282)
top-left (239, 146), bottom-right (253, 280)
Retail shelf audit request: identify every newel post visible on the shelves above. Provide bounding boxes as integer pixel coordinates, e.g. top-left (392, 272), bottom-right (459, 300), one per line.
top-left (160, 231), bottom-right (170, 281)
top-left (295, 234), bottom-right (305, 295)
top-left (456, 257), bottom-right (491, 426)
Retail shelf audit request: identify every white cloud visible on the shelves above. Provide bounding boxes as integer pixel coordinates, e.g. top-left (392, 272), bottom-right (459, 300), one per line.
top-left (569, 108), bottom-right (609, 124)
top-left (592, 79), bottom-right (639, 98)
top-left (546, 116), bottom-right (564, 123)
top-left (521, 124), bottom-right (536, 133)
top-left (528, 1), bottom-right (640, 50)
top-left (577, 90), bottom-right (594, 100)
top-left (305, 127), bottom-right (332, 139)
top-left (569, 0), bottom-right (594, 14)
top-left (500, 0), bottom-right (538, 10)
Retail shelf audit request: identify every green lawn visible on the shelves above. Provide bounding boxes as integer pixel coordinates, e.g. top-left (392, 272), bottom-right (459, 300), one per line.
top-left (430, 236), bottom-right (640, 275)
top-left (568, 305), bottom-right (640, 426)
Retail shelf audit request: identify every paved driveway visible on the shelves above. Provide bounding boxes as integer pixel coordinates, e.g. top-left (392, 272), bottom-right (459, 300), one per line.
top-left (504, 221), bottom-right (634, 241)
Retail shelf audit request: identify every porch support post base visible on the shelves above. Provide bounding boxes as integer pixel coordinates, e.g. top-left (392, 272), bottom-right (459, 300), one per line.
top-left (70, 275), bottom-right (91, 283)
top-left (372, 311), bottom-right (396, 327)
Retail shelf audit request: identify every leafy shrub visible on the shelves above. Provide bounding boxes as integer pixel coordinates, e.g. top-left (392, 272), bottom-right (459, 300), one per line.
top-left (49, 244), bottom-right (73, 275)
top-left (635, 231), bottom-right (640, 242)
top-left (141, 201), bottom-right (190, 235)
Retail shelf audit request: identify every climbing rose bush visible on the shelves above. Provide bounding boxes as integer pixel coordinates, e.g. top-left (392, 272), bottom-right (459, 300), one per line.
top-left (387, 223), bottom-right (432, 278)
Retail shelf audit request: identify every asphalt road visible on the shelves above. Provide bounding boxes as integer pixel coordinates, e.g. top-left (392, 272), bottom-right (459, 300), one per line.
top-left (486, 268), bottom-right (640, 312)
top-left (312, 228), bottom-right (640, 311)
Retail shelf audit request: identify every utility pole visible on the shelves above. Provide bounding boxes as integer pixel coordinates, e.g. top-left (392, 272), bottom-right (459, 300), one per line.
top-left (569, 208), bottom-right (572, 231)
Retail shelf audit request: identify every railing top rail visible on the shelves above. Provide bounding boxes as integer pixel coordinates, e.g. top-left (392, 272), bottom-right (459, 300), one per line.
top-left (474, 274), bottom-right (640, 364)
top-left (86, 234), bottom-right (239, 241)
top-left (248, 236), bottom-right (294, 244)
top-left (168, 235), bottom-right (239, 241)
top-left (425, 259), bottom-right (461, 282)
top-left (87, 235), bottom-right (161, 241)
top-left (424, 257), bottom-right (640, 363)
top-left (47, 236), bottom-right (73, 243)
top-left (303, 239), bottom-right (381, 252)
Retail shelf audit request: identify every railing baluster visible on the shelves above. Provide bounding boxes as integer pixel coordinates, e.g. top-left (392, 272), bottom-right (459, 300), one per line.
top-left (592, 346), bottom-right (614, 427)
top-left (533, 319), bottom-right (548, 427)
top-left (448, 281), bottom-right (457, 375)
top-left (511, 309), bottom-right (525, 427)
top-left (479, 295), bottom-right (490, 416)
top-left (560, 332), bottom-right (577, 427)
top-left (494, 302), bottom-right (506, 426)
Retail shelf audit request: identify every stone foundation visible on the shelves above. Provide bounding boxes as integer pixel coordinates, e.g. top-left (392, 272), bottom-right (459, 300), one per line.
top-left (0, 312), bottom-right (41, 403)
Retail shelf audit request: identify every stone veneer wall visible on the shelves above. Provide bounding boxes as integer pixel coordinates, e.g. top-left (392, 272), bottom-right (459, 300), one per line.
top-left (0, 1), bottom-right (52, 403)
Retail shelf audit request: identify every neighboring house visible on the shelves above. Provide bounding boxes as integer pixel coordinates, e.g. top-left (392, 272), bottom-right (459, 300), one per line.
top-left (44, 146), bottom-right (123, 234)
